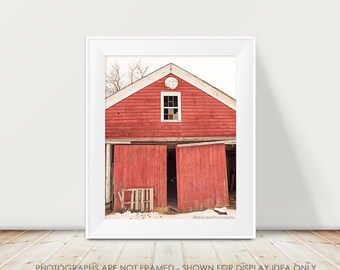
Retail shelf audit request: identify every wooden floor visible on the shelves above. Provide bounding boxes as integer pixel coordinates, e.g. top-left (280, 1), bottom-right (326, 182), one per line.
top-left (0, 231), bottom-right (339, 269)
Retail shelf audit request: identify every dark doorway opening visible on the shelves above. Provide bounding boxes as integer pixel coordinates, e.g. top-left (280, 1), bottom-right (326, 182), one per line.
top-left (167, 146), bottom-right (178, 211)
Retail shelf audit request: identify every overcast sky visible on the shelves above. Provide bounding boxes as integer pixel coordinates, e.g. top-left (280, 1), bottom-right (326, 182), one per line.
top-left (106, 56), bottom-right (236, 98)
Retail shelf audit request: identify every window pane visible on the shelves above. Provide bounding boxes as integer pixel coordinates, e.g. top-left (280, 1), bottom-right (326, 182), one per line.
top-left (170, 96), bottom-right (175, 107)
top-left (162, 95), bottom-right (180, 121)
top-left (164, 108), bottom-right (168, 120)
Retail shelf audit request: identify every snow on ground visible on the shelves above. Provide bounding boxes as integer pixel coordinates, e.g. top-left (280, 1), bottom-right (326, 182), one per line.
top-left (106, 208), bottom-right (236, 220)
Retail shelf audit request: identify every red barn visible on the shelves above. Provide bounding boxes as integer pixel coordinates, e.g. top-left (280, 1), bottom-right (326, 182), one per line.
top-left (105, 63), bottom-right (236, 213)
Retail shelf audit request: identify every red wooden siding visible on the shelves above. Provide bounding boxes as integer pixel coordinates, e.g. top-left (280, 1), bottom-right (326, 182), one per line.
top-left (106, 74), bottom-right (236, 139)
top-left (113, 145), bottom-right (167, 211)
top-left (176, 143), bottom-right (229, 213)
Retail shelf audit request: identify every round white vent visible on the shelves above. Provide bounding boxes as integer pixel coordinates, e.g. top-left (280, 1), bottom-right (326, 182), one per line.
top-left (165, 77), bottom-right (178, 89)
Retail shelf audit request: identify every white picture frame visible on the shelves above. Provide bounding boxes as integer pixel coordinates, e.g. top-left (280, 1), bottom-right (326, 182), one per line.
top-left (86, 37), bottom-right (256, 239)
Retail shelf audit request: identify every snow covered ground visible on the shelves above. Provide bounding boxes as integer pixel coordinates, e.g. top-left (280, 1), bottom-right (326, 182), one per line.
top-left (106, 208), bottom-right (236, 220)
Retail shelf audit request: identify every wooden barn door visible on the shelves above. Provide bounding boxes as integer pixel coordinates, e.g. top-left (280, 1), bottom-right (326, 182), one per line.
top-left (113, 145), bottom-right (167, 211)
top-left (176, 143), bottom-right (229, 213)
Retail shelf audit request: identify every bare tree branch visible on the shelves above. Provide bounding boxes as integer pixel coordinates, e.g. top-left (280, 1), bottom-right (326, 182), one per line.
top-left (105, 59), bottom-right (151, 98)
top-left (105, 62), bottom-right (125, 96)
top-left (127, 63), bottom-right (138, 84)
top-left (127, 59), bottom-right (151, 85)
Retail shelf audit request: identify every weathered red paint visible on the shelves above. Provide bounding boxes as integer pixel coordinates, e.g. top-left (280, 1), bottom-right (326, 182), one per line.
top-left (113, 145), bottom-right (167, 210)
top-left (176, 143), bottom-right (229, 212)
top-left (106, 74), bottom-right (236, 139)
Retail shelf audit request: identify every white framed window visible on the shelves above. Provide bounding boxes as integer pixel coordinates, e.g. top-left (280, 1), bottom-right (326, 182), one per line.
top-left (161, 92), bottom-right (181, 122)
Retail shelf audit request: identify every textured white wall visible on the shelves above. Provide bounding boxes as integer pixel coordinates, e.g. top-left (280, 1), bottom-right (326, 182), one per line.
top-left (0, 0), bottom-right (339, 229)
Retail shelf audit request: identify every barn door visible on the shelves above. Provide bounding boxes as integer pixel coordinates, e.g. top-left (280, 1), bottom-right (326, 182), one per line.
top-left (176, 143), bottom-right (228, 213)
top-left (113, 145), bottom-right (167, 211)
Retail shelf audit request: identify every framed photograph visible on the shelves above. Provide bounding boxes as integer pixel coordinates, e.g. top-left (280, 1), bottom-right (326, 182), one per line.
top-left (86, 37), bottom-right (256, 239)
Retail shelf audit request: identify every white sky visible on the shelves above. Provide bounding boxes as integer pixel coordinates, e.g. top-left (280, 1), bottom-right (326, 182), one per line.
top-left (106, 56), bottom-right (236, 98)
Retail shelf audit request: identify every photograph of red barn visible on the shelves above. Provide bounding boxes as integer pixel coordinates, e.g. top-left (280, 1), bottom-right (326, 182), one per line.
top-left (105, 62), bottom-right (236, 217)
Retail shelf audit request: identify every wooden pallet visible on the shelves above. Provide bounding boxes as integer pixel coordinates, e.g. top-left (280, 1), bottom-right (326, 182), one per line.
top-left (118, 188), bottom-right (154, 212)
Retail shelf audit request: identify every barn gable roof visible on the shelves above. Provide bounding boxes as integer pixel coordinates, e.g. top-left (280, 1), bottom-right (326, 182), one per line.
top-left (105, 63), bottom-right (236, 110)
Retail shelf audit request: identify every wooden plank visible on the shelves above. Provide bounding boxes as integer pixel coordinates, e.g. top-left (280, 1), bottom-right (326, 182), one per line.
top-left (106, 114), bottom-right (235, 119)
top-left (178, 141), bottom-right (228, 147)
top-left (182, 240), bottom-right (220, 265)
top-left (146, 189), bottom-right (150, 210)
top-left (137, 189), bottom-right (141, 211)
top-left (135, 189), bottom-right (138, 211)
top-left (105, 143), bottom-right (112, 205)
top-left (141, 188), bottom-right (145, 212)
top-left (150, 188), bottom-right (154, 211)
top-left (288, 231), bottom-right (340, 267)
top-left (106, 137), bottom-right (233, 143)
top-left (106, 141), bottom-right (131, 144)
top-left (0, 231), bottom-right (52, 268)
top-left (138, 189), bottom-right (141, 211)
top-left (0, 231), bottom-right (27, 246)
top-left (81, 240), bottom-right (126, 267)
top-left (212, 240), bottom-right (258, 265)
top-left (1, 231), bottom-right (76, 270)
top-left (107, 119), bottom-right (233, 124)
top-left (43, 231), bottom-right (96, 265)
top-left (118, 191), bottom-right (124, 210)
top-left (312, 231), bottom-right (340, 245)
top-left (117, 240), bottom-right (156, 265)
top-left (262, 231), bottom-right (339, 270)
top-left (153, 240), bottom-right (183, 268)
top-left (243, 231), bottom-right (295, 266)
top-left (130, 190), bottom-right (134, 211)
